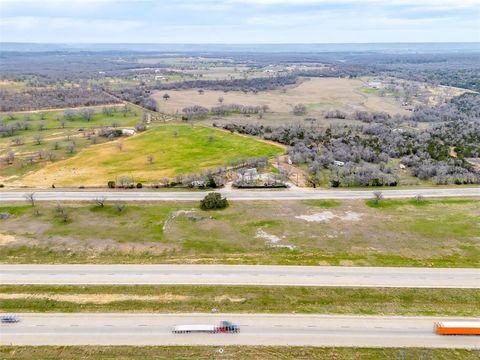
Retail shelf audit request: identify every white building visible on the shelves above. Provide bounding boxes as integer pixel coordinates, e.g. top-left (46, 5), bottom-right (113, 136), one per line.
top-left (121, 128), bottom-right (136, 136)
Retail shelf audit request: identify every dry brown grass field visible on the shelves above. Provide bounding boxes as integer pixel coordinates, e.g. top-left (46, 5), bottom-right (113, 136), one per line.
top-left (154, 77), bottom-right (409, 117)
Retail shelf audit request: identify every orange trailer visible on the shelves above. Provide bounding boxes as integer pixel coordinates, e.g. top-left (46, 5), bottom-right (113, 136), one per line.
top-left (435, 322), bottom-right (480, 335)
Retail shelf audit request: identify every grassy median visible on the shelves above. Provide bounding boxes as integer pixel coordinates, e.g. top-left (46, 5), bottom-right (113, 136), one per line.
top-left (1, 285), bottom-right (479, 317)
top-left (1, 346), bottom-right (478, 360)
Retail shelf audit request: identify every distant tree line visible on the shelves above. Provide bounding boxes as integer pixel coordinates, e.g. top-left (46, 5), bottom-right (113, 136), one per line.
top-left (0, 87), bottom-right (118, 112)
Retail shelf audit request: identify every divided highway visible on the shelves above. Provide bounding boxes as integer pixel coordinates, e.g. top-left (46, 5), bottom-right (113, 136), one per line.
top-left (2, 265), bottom-right (480, 288)
top-left (1, 187), bottom-right (479, 201)
top-left (2, 313), bottom-right (479, 348)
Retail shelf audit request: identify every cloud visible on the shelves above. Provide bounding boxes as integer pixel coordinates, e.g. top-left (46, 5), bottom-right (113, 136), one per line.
top-left (0, 16), bottom-right (144, 32)
top-left (228, 0), bottom-right (480, 9)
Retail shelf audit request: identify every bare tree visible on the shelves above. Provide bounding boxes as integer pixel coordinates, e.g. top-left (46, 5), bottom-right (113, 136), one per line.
top-left (218, 96), bottom-right (224, 104)
top-left (103, 106), bottom-right (114, 116)
top-left (55, 202), bottom-right (64, 214)
top-left (415, 194), bottom-right (425, 204)
top-left (65, 142), bottom-right (75, 154)
top-left (3, 150), bottom-right (15, 165)
top-left (293, 104), bottom-right (307, 116)
top-left (33, 134), bottom-right (43, 145)
top-left (46, 150), bottom-right (56, 161)
top-left (24, 192), bottom-right (36, 207)
top-left (61, 211), bottom-right (70, 223)
top-left (94, 197), bottom-right (107, 208)
top-left (52, 141), bottom-right (60, 150)
top-left (373, 191), bottom-right (383, 204)
top-left (147, 154), bottom-right (154, 164)
top-left (114, 202), bottom-right (126, 212)
top-left (80, 108), bottom-right (95, 122)
top-left (122, 104), bottom-right (129, 117)
top-left (116, 143), bottom-right (123, 151)
top-left (11, 137), bottom-right (25, 146)
top-left (64, 109), bottom-right (76, 121)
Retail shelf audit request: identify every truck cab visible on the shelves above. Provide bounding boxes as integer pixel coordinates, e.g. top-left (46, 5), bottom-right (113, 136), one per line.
top-left (217, 320), bottom-right (240, 333)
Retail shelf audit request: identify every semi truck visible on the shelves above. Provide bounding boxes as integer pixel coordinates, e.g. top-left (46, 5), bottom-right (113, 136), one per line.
top-left (435, 322), bottom-right (480, 335)
top-left (173, 320), bottom-right (240, 334)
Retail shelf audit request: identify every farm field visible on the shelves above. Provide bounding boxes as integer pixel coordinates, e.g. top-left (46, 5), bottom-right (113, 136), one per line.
top-left (1, 346), bottom-right (477, 360)
top-left (153, 77), bottom-right (467, 123)
top-left (13, 124), bottom-right (283, 187)
top-left (1, 198), bottom-right (478, 266)
top-left (1, 285), bottom-right (478, 317)
top-left (0, 106), bottom-right (142, 184)
top-left (154, 77), bottom-right (408, 117)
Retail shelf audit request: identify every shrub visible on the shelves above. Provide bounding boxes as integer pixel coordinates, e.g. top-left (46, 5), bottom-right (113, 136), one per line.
top-left (206, 176), bottom-right (217, 188)
top-left (200, 192), bottom-right (228, 210)
top-left (107, 181), bottom-right (116, 189)
top-left (136, 183), bottom-right (143, 189)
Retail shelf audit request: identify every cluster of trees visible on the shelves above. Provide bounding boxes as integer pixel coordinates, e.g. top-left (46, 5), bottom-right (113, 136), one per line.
top-left (0, 88), bottom-right (118, 112)
top-left (182, 105), bottom-right (209, 120)
top-left (183, 104), bottom-right (266, 119)
top-left (411, 93), bottom-right (480, 122)
top-left (328, 163), bottom-right (398, 187)
top-left (219, 93), bottom-right (480, 187)
top-left (150, 74), bottom-right (298, 92)
top-left (113, 75), bottom-right (298, 111)
top-left (0, 121), bottom-right (32, 137)
top-left (210, 104), bottom-right (264, 116)
top-left (110, 87), bottom-right (157, 111)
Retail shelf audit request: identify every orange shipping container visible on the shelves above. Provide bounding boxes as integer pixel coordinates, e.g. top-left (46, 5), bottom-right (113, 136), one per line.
top-left (435, 322), bottom-right (480, 335)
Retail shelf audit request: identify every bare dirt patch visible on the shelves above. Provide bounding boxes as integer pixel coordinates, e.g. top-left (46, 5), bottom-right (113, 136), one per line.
top-left (214, 295), bottom-right (246, 303)
top-left (255, 229), bottom-right (296, 250)
top-left (295, 211), bottom-right (362, 222)
top-left (0, 234), bottom-right (17, 246)
top-left (0, 293), bottom-right (190, 304)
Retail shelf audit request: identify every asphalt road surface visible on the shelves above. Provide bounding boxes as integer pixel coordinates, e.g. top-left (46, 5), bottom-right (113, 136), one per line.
top-left (1, 187), bottom-right (479, 201)
top-left (2, 265), bottom-right (479, 288)
top-left (1, 313), bottom-right (479, 348)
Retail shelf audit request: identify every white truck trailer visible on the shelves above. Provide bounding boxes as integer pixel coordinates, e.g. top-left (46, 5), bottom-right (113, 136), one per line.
top-left (173, 321), bottom-right (240, 334)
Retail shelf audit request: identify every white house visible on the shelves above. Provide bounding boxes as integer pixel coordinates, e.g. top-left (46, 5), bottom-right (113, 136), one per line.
top-left (121, 128), bottom-right (136, 136)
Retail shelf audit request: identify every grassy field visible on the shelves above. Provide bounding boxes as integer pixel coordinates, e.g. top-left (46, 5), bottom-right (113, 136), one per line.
top-left (15, 124), bottom-right (283, 187)
top-left (0, 198), bottom-right (478, 266)
top-left (1, 346), bottom-right (478, 360)
top-left (1, 285), bottom-right (478, 316)
top-left (154, 77), bottom-right (409, 120)
top-left (0, 106), bottom-right (142, 184)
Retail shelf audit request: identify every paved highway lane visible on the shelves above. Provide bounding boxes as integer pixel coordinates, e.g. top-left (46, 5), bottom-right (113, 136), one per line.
top-left (1, 187), bottom-right (479, 201)
top-left (1, 313), bottom-right (479, 348)
top-left (2, 265), bottom-right (479, 288)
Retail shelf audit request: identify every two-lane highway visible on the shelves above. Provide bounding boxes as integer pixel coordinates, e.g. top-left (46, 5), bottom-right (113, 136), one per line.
top-left (1, 313), bottom-right (479, 348)
top-left (2, 265), bottom-right (479, 288)
top-left (1, 187), bottom-right (479, 201)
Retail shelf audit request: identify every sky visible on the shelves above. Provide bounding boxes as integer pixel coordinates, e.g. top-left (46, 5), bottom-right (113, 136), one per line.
top-left (0, 0), bottom-right (479, 43)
